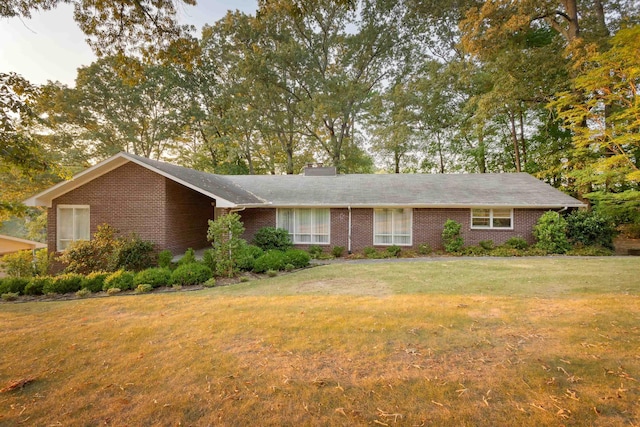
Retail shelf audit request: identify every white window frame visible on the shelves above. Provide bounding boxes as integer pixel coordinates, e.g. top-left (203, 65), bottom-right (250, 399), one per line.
top-left (57, 204), bottom-right (90, 251)
top-left (373, 208), bottom-right (413, 246)
top-left (276, 208), bottom-right (331, 245)
top-left (470, 208), bottom-right (514, 230)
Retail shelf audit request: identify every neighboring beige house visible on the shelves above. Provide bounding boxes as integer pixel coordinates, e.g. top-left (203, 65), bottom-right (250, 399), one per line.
top-left (0, 234), bottom-right (46, 256)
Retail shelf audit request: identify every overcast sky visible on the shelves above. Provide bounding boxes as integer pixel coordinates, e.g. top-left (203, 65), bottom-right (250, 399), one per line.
top-left (0, 1), bottom-right (258, 87)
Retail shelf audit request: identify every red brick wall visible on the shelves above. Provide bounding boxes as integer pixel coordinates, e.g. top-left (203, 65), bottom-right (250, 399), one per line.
top-left (236, 207), bottom-right (547, 253)
top-left (48, 162), bottom-right (167, 252)
top-left (48, 162), bottom-right (216, 256)
top-left (164, 179), bottom-right (214, 254)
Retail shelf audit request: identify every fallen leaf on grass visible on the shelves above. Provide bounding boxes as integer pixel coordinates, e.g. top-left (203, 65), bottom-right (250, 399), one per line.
top-left (0, 377), bottom-right (36, 393)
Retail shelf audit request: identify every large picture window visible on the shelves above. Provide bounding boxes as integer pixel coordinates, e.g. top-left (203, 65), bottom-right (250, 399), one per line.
top-left (374, 208), bottom-right (412, 245)
top-left (277, 208), bottom-right (330, 244)
top-left (57, 205), bottom-right (90, 251)
top-left (471, 208), bottom-right (513, 229)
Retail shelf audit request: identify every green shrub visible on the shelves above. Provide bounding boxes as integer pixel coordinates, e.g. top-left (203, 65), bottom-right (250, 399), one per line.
top-left (253, 250), bottom-right (287, 273)
top-left (134, 267), bottom-right (172, 288)
top-left (0, 250), bottom-right (35, 277)
top-left (504, 236), bottom-right (529, 250)
top-left (490, 247), bottom-right (522, 257)
top-left (177, 248), bottom-right (197, 266)
top-left (236, 244), bottom-right (264, 271)
top-left (285, 263), bottom-right (295, 271)
top-left (307, 245), bottom-right (324, 259)
top-left (442, 219), bottom-right (464, 253)
top-left (106, 287), bottom-right (121, 296)
top-left (565, 245), bottom-right (614, 256)
top-left (157, 250), bottom-right (173, 269)
top-left (135, 284), bottom-right (153, 294)
top-left (34, 249), bottom-right (52, 276)
top-left (331, 246), bottom-right (345, 258)
top-left (208, 213), bottom-right (247, 277)
top-left (201, 249), bottom-right (216, 272)
top-left (203, 278), bottom-right (216, 288)
top-left (113, 235), bottom-right (155, 271)
top-left (478, 240), bottom-right (494, 250)
top-left (24, 276), bottom-right (53, 296)
top-left (284, 249), bottom-right (311, 268)
top-left (103, 270), bottom-right (135, 291)
top-left (461, 246), bottom-right (488, 256)
top-left (170, 263), bottom-right (212, 286)
top-left (566, 210), bottom-right (616, 249)
top-left (0, 277), bottom-right (30, 295)
top-left (76, 288), bottom-right (91, 298)
top-left (534, 211), bottom-right (570, 254)
top-left (386, 245), bottom-right (402, 257)
top-left (44, 273), bottom-right (84, 294)
top-left (267, 269), bottom-right (278, 277)
top-left (2, 292), bottom-right (19, 301)
top-left (417, 243), bottom-right (432, 255)
top-left (82, 271), bottom-right (110, 292)
top-left (58, 224), bottom-right (120, 274)
top-left (523, 247), bottom-right (548, 256)
top-left (363, 247), bottom-right (378, 258)
top-left (252, 227), bottom-right (292, 251)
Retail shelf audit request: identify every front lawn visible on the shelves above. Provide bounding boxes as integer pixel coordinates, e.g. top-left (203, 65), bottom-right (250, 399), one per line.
top-left (1, 258), bottom-right (639, 426)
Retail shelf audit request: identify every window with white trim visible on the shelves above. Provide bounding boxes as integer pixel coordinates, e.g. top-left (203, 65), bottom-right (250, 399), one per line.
top-left (374, 208), bottom-right (412, 245)
top-left (471, 208), bottom-right (513, 229)
top-left (57, 205), bottom-right (90, 251)
top-left (277, 208), bottom-right (330, 244)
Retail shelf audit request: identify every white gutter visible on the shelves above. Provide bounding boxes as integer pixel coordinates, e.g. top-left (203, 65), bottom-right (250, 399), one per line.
top-left (348, 205), bottom-right (352, 254)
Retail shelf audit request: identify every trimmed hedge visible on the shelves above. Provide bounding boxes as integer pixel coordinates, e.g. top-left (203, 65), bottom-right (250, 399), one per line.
top-left (284, 249), bottom-right (311, 269)
top-left (0, 277), bottom-right (30, 295)
top-left (170, 263), bottom-right (212, 286)
top-left (24, 276), bottom-right (53, 296)
top-left (44, 274), bottom-right (84, 294)
top-left (82, 271), bottom-right (110, 292)
top-left (253, 250), bottom-right (287, 273)
top-left (236, 244), bottom-right (264, 271)
top-left (103, 270), bottom-right (135, 291)
top-left (134, 267), bottom-right (172, 288)
top-left (253, 227), bottom-right (292, 251)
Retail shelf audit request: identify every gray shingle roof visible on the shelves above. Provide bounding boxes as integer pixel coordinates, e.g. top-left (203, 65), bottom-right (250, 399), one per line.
top-left (224, 173), bottom-right (584, 208)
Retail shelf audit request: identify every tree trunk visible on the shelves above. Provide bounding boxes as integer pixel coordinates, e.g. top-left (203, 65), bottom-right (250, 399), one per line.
top-left (508, 110), bottom-right (522, 172)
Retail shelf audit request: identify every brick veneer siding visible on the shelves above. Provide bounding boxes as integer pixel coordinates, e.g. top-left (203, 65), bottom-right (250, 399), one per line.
top-left (236, 207), bottom-right (548, 253)
top-left (48, 162), bottom-right (215, 255)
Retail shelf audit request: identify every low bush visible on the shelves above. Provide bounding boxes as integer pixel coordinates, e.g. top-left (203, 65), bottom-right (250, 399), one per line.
top-left (82, 271), bottom-right (110, 292)
top-left (178, 248), bottom-right (197, 266)
top-left (2, 292), bottom-right (19, 301)
top-left (267, 269), bottom-right (278, 277)
top-left (103, 270), bottom-right (135, 291)
top-left (134, 267), bottom-right (172, 288)
top-left (106, 287), bottom-right (121, 296)
top-left (157, 250), bottom-right (173, 269)
top-left (76, 288), bottom-right (91, 298)
top-left (386, 245), bottom-right (402, 257)
top-left (565, 245), bottom-right (614, 256)
top-left (236, 244), bottom-right (264, 271)
top-left (417, 243), bottom-right (432, 255)
top-left (284, 249), bottom-right (311, 269)
top-left (170, 263), bottom-right (212, 286)
top-left (461, 246), bottom-right (488, 256)
top-left (253, 250), bottom-right (287, 273)
top-left (59, 224), bottom-right (120, 274)
top-left (479, 240), bottom-right (494, 251)
top-left (135, 284), bottom-right (153, 294)
top-left (44, 273), bottom-right (84, 294)
top-left (203, 278), bottom-right (216, 288)
top-left (523, 247), bottom-right (548, 256)
top-left (534, 211), bottom-right (570, 254)
top-left (490, 247), bottom-right (522, 257)
top-left (24, 276), bottom-right (53, 296)
top-left (0, 277), bottom-right (30, 295)
top-left (331, 246), bottom-right (345, 258)
top-left (113, 235), bottom-right (155, 271)
top-left (363, 247), bottom-right (377, 258)
top-left (442, 219), bottom-right (464, 253)
top-left (307, 245), bottom-right (324, 259)
top-left (504, 236), bottom-right (528, 250)
top-left (253, 227), bottom-right (292, 251)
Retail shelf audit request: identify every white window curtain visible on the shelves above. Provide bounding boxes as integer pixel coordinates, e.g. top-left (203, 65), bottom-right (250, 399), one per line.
top-left (374, 209), bottom-right (412, 246)
top-left (277, 208), bottom-right (330, 244)
top-left (471, 208), bottom-right (513, 229)
top-left (57, 205), bottom-right (90, 251)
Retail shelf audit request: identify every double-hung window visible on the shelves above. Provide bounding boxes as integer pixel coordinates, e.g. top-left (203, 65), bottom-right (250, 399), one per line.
top-left (471, 208), bottom-right (513, 229)
top-left (374, 208), bottom-right (412, 245)
top-left (277, 208), bottom-right (330, 244)
top-left (57, 205), bottom-right (90, 251)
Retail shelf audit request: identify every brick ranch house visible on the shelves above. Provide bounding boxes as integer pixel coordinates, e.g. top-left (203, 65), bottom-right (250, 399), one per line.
top-left (24, 152), bottom-right (585, 255)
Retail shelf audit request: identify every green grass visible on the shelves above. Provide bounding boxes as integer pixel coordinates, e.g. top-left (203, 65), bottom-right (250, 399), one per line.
top-left (1, 258), bottom-right (639, 426)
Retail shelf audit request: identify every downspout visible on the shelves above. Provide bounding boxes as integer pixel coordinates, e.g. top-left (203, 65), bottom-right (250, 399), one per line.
top-left (348, 205), bottom-right (352, 254)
